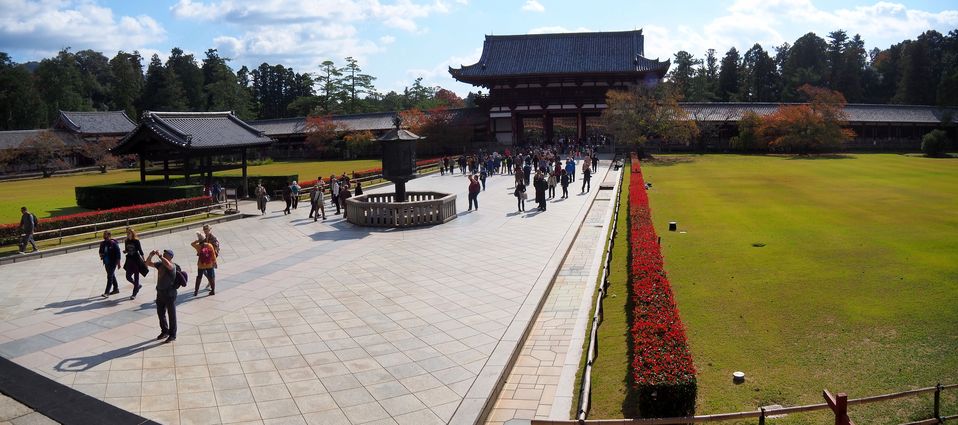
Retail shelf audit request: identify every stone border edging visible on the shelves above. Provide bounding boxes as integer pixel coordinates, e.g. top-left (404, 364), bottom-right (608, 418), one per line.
top-left (0, 212), bottom-right (249, 266)
top-left (0, 356), bottom-right (158, 425)
top-left (449, 159), bottom-right (616, 425)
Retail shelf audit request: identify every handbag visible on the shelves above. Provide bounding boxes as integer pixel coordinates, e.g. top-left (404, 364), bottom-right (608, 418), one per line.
top-left (520, 192), bottom-right (528, 200)
top-left (139, 255), bottom-right (150, 277)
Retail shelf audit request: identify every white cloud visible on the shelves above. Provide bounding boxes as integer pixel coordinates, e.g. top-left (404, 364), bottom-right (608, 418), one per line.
top-left (399, 47), bottom-right (482, 96)
top-left (213, 23), bottom-right (383, 72)
top-left (641, 0), bottom-right (958, 62)
top-left (171, 0), bottom-right (454, 32)
top-left (521, 0), bottom-right (545, 13)
top-left (0, 0), bottom-right (166, 57)
top-left (379, 35), bottom-right (397, 44)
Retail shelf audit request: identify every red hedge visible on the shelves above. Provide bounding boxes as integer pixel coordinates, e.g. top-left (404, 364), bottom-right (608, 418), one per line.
top-left (1, 196), bottom-right (213, 244)
top-left (629, 154), bottom-right (697, 417)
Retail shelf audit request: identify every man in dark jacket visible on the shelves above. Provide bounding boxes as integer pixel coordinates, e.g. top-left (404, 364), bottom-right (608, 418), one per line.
top-left (534, 172), bottom-right (548, 211)
top-left (99, 231), bottom-right (122, 297)
top-left (146, 249), bottom-right (178, 343)
top-left (18, 207), bottom-right (38, 254)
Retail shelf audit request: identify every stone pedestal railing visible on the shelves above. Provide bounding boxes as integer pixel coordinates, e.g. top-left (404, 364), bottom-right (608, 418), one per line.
top-left (345, 191), bottom-right (457, 227)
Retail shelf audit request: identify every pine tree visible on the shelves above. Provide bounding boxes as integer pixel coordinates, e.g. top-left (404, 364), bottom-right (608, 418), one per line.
top-left (717, 47), bottom-right (740, 101)
top-left (140, 54), bottom-right (187, 112)
top-left (0, 53), bottom-right (46, 130)
top-left (668, 51), bottom-right (700, 100)
top-left (109, 51), bottom-right (144, 118)
top-left (167, 48), bottom-right (205, 111)
top-left (341, 57), bottom-right (377, 114)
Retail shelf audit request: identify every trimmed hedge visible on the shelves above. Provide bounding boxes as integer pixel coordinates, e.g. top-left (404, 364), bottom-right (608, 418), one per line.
top-left (76, 182), bottom-right (204, 209)
top-left (1, 196), bottom-right (213, 245)
top-left (215, 175), bottom-right (297, 198)
top-left (629, 153), bottom-right (697, 418)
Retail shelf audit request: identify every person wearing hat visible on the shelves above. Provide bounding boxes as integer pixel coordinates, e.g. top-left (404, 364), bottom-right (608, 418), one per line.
top-left (146, 248), bottom-right (179, 343)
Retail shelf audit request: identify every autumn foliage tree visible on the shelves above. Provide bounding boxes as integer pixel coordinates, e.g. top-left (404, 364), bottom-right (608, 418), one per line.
top-left (759, 84), bottom-right (855, 153)
top-left (398, 107), bottom-right (471, 155)
top-left (342, 130), bottom-right (376, 159)
top-left (80, 139), bottom-right (121, 172)
top-left (304, 115), bottom-right (341, 158)
top-left (601, 84), bottom-right (699, 156)
top-left (20, 131), bottom-right (71, 177)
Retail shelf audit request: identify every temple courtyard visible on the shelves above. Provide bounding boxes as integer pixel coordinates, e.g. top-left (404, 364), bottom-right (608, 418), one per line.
top-left (0, 159), bottom-right (618, 425)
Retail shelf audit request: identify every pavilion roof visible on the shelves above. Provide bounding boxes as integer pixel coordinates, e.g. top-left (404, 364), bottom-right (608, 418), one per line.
top-left (0, 129), bottom-right (82, 150)
top-left (449, 30), bottom-right (670, 84)
top-left (250, 108), bottom-right (487, 137)
top-left (112, 111), bottom-right (272, 155)
top-left (53, 110), bottom-right (135, 135)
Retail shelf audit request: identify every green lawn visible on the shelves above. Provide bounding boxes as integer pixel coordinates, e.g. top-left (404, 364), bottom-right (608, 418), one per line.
top-left (639, 154), bottom-right (958, 423)
top-left (0, 159), bottom-right (381, 223)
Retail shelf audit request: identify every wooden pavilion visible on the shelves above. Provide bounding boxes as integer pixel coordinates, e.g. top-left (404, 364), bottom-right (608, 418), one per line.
top-left (111, 111), bottom-right (272, 196)
top-left (449, 29), bottom-right (669, 145)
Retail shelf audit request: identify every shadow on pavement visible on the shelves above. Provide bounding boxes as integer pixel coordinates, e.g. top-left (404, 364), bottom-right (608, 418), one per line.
top-left (55, 340), bottom-right (161, 372)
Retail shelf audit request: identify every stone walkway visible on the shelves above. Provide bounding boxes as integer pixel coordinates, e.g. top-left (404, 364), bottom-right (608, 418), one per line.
top-left (0, 394), bottom-right (57, 425)
top-left (485, 168), bottom-right (621, 425)
top-left (0, 158), bottom-right (610, 425)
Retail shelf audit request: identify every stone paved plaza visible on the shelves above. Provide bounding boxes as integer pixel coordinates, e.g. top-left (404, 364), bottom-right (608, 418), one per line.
top-left (0, 160), bottom-right (615, 425)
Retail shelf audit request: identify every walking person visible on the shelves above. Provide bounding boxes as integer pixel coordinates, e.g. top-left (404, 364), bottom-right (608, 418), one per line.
top-left (290, 181), bottom-right (301, 209)
top-left (514, 180), bottom-right (527, 212)
top-left (123, 228), bottom-right (145, 300)
top-left (146, 249), bottom-right (178, 343)
top-left (354, 180), bottom-right (363, 196)
top-left (201, 224), bottom-right (220, 292)
top-left (547, 172), bottom-right (557, 199)
top-left (441, 157), bottom-right (447, 175)
top-left (330, 176), bottom-right (341, 214)
top-left (479, 168), bottom-right (488, 191)
top-left (211, 182), bottom-right (222, 203)
top-left (99, 231), bottom-right (122, 297)
top-left (566, 159), bottom-right (576, 183)
top-left (191, 232), bottom-right (217, 296)
top-left (255, 182), bottom-right (268, 215)
top-left (339, 182), bottom-right (352, 217)
top-left (581, 165), bottom-right (592, 193)
top-left (467, 174), bottom-right (480, 211)
top-left (560, 169), bottom-right (570, 198)
top-left (18, 206), bottom-right (39, 254)
top-left (308, 178), bottom-right (326, 221)
top-left (534, 172), bottom-right (548, 211)
top-left (282, 182), bottom-right (293, 215)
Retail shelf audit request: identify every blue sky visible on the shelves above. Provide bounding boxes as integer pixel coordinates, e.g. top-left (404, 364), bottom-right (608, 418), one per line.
top-left (1, 0), bottom-right (956, 96)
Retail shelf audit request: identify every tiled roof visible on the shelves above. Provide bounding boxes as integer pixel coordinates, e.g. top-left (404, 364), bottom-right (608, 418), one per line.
top-left (250, 108), bottom-right (487, 137)
top-left (680, 103), bottom-right (957, 124)
top-left (0, 129), bottom-right (81, 150)
top-left (113, 111), bottom-right (272, 154)
top-left (54, 111), bottom-right (135, 135)
top-left (247, 117), bottom-right (306, 136)
top-left (450, 30), bottom-right (670, 82)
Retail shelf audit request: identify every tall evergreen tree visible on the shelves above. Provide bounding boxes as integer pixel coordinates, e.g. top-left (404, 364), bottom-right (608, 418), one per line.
top-left (781, 32), bottom-right (828, 100)
top-left (825, 30), bottom-right (849, 90)
top-left (201, 49), bottom-right (253, 118)
top-left (341, 57), bottom-right (377, 114)
top-left (109, 51), bottom-right (144, 118)
top-left (740, 44), bottom-right (778, 101)
top-left (166, 48), bottom-right (205, 111)
top-left (316, 60), bottom-right (345, 115)
top-left (34, 48), bottom-right (91, 123)
top-left (837, 34), bottom-right (867, 102)
top-left (717, 47), bottom-right (740, 101)
top-left (894, 38), bottom-right (935, 104)
top-left (668, 51), bottom-right (700, 100)
top-left (74, 50), bottom-right (114, 111)
top-left (0, 53), bottom-right (46, 130)
top-left (140, 54), bottom-right (187, 112)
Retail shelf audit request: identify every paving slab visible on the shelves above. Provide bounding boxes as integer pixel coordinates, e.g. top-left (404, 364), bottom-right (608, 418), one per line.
top-left (0, 157), bottom-right (610, 424)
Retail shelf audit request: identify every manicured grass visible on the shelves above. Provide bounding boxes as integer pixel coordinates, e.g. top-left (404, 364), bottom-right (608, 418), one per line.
top-left (0, 159), bottom-right (382, 223)
top-left (641, 154), bottom-right (958, 424)
top-left (571, 167), bottom-right (633, 418)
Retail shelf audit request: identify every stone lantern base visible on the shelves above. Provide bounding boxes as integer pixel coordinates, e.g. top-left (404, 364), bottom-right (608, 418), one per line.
top-left (345, 192), bottom-right (457, 227)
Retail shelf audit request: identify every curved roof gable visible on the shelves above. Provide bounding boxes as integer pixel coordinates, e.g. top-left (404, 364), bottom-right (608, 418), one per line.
top-left (450, 30), bottom-right (670, 82)
top-left (112, 111), bottom-right (272, 155)
top-left (55, 111), bottom-right (135, 135)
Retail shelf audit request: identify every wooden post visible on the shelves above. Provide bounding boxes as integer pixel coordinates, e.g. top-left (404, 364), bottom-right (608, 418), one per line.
top-left (241, 149), bottom-right (248, 198)
top-left (544, 112), bottom-right (554, 143)
top-left (823, 389), bottom-right (855, 425)
top-left (139, 155), bottom-right (146, 183)
top-left (577, 111), bottom-right (586, 141)
top-left (163, 158), bottom-right (170, 183)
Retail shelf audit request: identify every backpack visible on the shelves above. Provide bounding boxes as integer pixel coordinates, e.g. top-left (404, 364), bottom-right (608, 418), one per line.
top-left (31, 213), bottom-right (38, 230)
top-left (172, 264), bottom-right (188, 288)
top-left (198, 244), bottom-right (214, 264)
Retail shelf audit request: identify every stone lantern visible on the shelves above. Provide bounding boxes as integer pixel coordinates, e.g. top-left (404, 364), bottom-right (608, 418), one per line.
top-left (378, 116), bottom-right (421, 202)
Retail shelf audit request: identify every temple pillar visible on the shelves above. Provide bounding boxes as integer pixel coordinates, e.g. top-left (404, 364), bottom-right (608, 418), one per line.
top-left (577, 112), bottom-right (586, 141)
top-left (241, 149), bottom-right (248, 197)
top-left (163, 159), bottom-right (170, 183)
top-left (544, 112), bottom-right (554, 143)
top-left (139, 156), bottom-right (146, 183)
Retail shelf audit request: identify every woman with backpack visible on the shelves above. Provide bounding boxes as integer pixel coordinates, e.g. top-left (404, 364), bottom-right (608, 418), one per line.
top-left (255, 182), bottom-right (268, 215)
top-left (514, 180), bottom-right (527, 212)
top-left (467, 174), bottom-right (481, 211)
top-left (282, 182), bottom-right (293, 215)
top-left (191, 232), bottom-right (217, 296)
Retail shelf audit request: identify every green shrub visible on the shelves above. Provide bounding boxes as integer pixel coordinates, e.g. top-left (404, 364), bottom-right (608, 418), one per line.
top-left (921, 129), bottom-right (950, 157)
top-left (76, 182), bottom-right (203, 209)
top-left (213, 175), bottom-right (298, 198)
